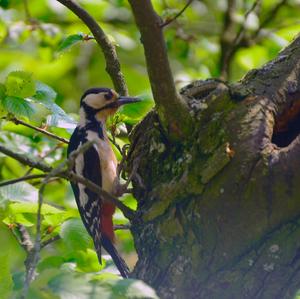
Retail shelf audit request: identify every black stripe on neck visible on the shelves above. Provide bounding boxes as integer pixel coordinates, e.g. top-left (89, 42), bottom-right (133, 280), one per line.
top-left (80, 119), bottom-right (104, 139)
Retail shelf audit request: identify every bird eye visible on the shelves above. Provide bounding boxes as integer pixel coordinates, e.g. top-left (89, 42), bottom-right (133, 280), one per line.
top-left (104, 91), bottom-right (113, 101)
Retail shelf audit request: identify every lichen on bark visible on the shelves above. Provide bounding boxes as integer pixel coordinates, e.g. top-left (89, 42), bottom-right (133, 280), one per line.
top-left (128, 36), bottom-right (300, 299)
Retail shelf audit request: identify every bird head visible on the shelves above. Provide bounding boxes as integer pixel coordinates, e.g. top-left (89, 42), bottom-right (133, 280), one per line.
top-left (80, 87), bottom-right (140, 122)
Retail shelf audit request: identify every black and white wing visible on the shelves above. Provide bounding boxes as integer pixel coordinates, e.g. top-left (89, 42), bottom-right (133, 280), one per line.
top-left (67, 127), bottom-right (103, 263)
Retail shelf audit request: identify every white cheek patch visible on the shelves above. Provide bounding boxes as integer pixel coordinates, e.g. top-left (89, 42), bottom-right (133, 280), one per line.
top-left (84, 93), bottom-right (106, 109)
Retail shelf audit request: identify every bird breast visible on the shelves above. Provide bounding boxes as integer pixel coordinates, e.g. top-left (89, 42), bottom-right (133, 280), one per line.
top-left (86, 131), bottom-right (118, 194)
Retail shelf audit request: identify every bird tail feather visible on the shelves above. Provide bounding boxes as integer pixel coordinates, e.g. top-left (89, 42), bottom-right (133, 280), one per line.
top-left (101, 235), bottom-right (130, 278)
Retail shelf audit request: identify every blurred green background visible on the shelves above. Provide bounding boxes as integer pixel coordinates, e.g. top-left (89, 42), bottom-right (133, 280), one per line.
top-left (0, 0), bottom-right (299, 298)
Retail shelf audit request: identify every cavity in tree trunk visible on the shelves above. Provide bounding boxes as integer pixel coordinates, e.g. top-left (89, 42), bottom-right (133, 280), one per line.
top-left (128, 36), bottom-right (300, 299)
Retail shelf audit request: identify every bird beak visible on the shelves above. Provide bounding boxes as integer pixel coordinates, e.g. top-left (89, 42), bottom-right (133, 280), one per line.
top-left (116, 96), bottom-right (141, 107)
top-left (96, 96), bottom-right (141, 112)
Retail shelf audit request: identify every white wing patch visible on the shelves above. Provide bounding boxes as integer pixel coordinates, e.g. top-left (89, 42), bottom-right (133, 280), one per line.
top-left (74, 142), bottom-right (89, 207)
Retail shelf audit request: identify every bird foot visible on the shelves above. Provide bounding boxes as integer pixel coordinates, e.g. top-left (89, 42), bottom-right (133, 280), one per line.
top-left (113, 157), bottom-right (144, 197)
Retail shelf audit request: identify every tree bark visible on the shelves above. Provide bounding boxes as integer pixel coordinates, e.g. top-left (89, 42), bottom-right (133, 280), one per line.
top-left (128, 35), bottom-right (300, 299)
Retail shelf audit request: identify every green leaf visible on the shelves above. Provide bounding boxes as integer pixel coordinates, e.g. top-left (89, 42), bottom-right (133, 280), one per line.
top-left (0, 83), bottom-right (6, 100)
top-left (9, 202), bottom-right (63, 215)
top-left (49, 272), bottom-right (109, 299)
top-left (38, 256), bottom-right (66, 272)
top-left (0, 0), bottom-right (9, 8)
top-left (1, 96), bottom-right (35, 118)
top-left (31, 83), bottom-right (76, 128)
top-left (60, 218), bottom-right (91, 251)
top-left (75, 249), bottom-right (104, 272)
top-left (0, 83), bottom-right (7, 117)
top-left (0, 182), bottom-right (38, 203)
top-left (57, 34), bottom-right (84, 52)
top-left (0, 254), bottom-right (13, 299)
top-left (5, 71), bottom-right (36, 98)
top-left (33, 81), bottom-right (57, 102)
top-left (3, 213), bottom-right (34, 227)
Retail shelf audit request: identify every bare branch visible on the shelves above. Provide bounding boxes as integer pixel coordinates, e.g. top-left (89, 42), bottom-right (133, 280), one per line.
top-left (0, 144), bottom-right (52, 172)
top-left (23, 0), bottom-right (31, 22)
top-left (24, 143), bottom-right (63, 176)
top-left (22, 161), bottom-right (68, 298)
top-left (0, 142), bottom-right (135, 220)
top-left (128, 0), bottom-right (192, 139)
top-left (219, 0), bottom-right (262, 79)
top-left (41, 235), bottom-right (61, 248)
top-left (253, 0), bottom-right (289, 38)
top-left (114, 224), bottom-right (131, 230)
top-left (56, 0), bottom-right (128, 95)
top-left (67, 171), bottom-right (135, 220)
top-left (160, 0), bottom-right (194, 28)
top-left (219, 0), bottom-right (237, 79)
top-left (10, 224), bottom-right (34, 253)
top-left (231, 0), bottom-right (262, 50)
top-left (9, 116), bottom-right (69, 144)
top-left (0, 174), bottom-right (47, 187)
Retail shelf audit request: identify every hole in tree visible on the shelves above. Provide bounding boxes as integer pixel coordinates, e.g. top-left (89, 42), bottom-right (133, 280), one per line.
top-left (272, 100), bottom-right (300, 147)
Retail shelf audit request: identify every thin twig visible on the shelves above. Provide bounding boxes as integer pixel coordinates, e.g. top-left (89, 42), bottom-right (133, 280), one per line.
top-left (22, 163), bottom-right (66, 298)
top-left (0, 144), bottom-right (52, 172)
top-left (67, 171), bottom-right (135, 220)
top-left (56, 0), bottom-right (128, 95)
top-left (0, 142), bottom-right (135, 220)
top-left (114, 224), bottom-right (131, 230)
top-left (0, 174), bottom-right (47, 187)
top-left (231, 0), bottom-right (262, 49)
top-left (253, 0), bottom-right (289, 38)
top-left (23, 0), bottom-right (31, 22)
top-left (41, 235), bottom-right (61, 248)
top-left (9, 116), bottom-right (69, 144)
top-left (10, 224), bottom-right (33, 253)
top-left (161, 0), bottom-right (194, 28)
top-left (109, 136), bottom-right (123, 157)
top-left (24, 143), bottom-right (63, 176)
top-left (220, 0), bottom-right (262, 79)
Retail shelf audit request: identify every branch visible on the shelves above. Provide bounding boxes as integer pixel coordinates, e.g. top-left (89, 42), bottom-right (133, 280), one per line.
top-left (9, 116), bottom-right (69, 144)
top-left (56, 0), bottom-right (128, 95)
top-left (219, 0), bottom-right (288, 79)
top-left (114, 224), bottom-right (131, 230)
top-left (23, 0), bottom-right (31, 22)
top-left (0, 144), bottom-right (52, 172)
top-left (0, 174), bottom-right (47, 187)
top-left (128, 0), bottom-right (193, 139)
top-left (41, 235), bottom-right (61, 248)
top-left (160, 0), bottom-right (194, 28)
top-left (11, 224), bottom-right (33, 253)
top-left (24, 143), bottom-right (63, 176)
top-left (0, 142), bottom-right (135, 220)
top-left (22, 171), bottom-right (57, 298)
top-left (253, 0), bottom-right (289, 38)
top-left (231, 0), bottom-right (262, 51)
top-left (66, 171), bottom-right (135, 220)
top-left (219, 0), bottom-right (237, 79)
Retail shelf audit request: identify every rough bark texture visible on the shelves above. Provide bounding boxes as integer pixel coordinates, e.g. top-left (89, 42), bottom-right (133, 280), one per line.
top-left (128, 35), bottom-right (300, 299)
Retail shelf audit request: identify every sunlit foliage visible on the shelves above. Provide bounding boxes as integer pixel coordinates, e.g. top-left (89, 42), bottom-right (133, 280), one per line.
top-left (0, 0), bottom-right (299, 298)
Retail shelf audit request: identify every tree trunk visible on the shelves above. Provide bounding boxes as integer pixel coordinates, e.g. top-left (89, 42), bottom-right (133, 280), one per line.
top-left (128, 36), bottom-right (300, 299)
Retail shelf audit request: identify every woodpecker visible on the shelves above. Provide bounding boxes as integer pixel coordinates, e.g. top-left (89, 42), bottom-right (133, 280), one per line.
top-left (67, 87), bottom-right (140, 278)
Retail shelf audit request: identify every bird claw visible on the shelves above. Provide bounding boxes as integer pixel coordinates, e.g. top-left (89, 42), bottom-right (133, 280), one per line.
top-left (112, 182), bottom-right (130, 197)
top-left (113, 157), bottom-right (144, 197)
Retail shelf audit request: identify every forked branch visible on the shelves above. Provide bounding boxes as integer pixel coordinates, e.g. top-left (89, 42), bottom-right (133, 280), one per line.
top-left (128, 0), bottom-right (193, 139)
